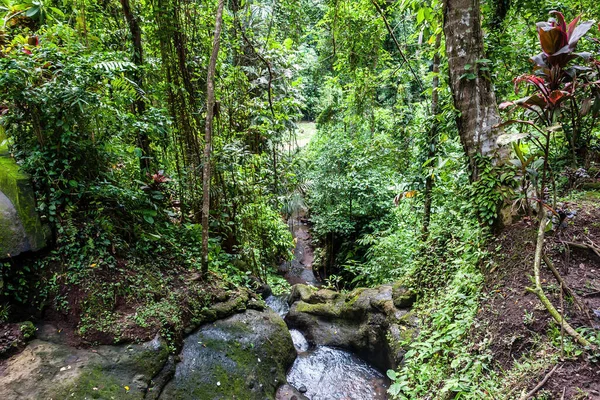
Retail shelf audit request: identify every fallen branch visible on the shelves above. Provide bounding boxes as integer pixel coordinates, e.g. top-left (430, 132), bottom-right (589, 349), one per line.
top-left (563, 241), bottom-right (600, 259)
top-left (518, 364), bottom-right (559, 400)
top-left (581, 290), bottom-right (600, 297)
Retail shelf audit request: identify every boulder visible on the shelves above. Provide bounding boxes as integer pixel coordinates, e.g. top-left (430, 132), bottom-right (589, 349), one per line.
top-left (160, 308), bottom-right (296, 399)
top-left (0, 141), bottom-right (50, 258)
top-left (0, 324), bottom-right (169, 400)
top-left (286, 283), bottom-right (417, 371)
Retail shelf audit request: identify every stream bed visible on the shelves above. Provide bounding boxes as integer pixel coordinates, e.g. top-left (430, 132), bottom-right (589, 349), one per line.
top-left (267, 214), bottom-right (390, 399)
top-left (267, 295), bottom-right (389, 400)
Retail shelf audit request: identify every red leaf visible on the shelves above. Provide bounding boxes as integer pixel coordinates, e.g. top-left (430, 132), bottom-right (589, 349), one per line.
top-left (568, 20), bottom-right (595, 49)
top-left (567, 14), bottom-right (581, 37)
top-left (547, 90), bottom-right (570, 105)
top-left (537, 25), bottom-right (567, 55)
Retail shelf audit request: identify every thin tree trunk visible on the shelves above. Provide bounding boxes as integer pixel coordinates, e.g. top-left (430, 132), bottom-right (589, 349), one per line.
top-left (443, 0), bottom-right (509, 180)
top-left (119, 0), bottom-right (152, 175)
top-left (423, 34), bottom-right (442, 236)
top-left (201, 0), bottom-right (225, 274)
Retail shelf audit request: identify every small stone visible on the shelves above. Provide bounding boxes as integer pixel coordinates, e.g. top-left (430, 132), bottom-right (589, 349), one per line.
top-left (298, 385), bottom-right (307, 393)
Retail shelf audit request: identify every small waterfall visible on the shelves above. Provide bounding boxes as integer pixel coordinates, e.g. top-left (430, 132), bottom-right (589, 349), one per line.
top-left (265, 294), bottom-right (290, 318)
top-left (289, 329), bottom-right (309, 353)
top-left (286, 329), bottom-right (389, 400)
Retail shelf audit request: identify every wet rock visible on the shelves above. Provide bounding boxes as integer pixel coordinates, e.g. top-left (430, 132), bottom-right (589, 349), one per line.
top-left (276, 383), bottom-right (309, 400)
top-left (0, 326), bottom-right (169, 400)
top-left (298, 384), bottom-right (307, 393)
top-left (160, 308), bottom-right (296, 399)
top-left (286, 283), bottom-right (417, 371)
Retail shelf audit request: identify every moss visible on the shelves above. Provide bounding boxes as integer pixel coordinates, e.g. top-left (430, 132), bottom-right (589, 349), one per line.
top-left (313, 288), bottom-right (339, 301)
top-left (176, 316), bottom-right (291, 400)
top-left (295, 300), bottom-right (342, 317)
top-left (132, 341), bottom-right (170, 378)
top-left (392, 282), bottom-right (416, 308)
top-left (19, 321), bottom-right (36, 339)
top-left (290, 284), bottom-right (317, 303)
top-left (211, 290), bottom-right (249, 318)
top-left (0, 153), bottom-right (50, 255)
top-left (52, 365), bottom-right (145, 399)
top-left (183, 364), bottom-right (248, 400)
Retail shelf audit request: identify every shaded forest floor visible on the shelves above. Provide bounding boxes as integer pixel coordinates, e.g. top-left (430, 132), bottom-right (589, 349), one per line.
top-left (476, 190), bottom-right (600, 398)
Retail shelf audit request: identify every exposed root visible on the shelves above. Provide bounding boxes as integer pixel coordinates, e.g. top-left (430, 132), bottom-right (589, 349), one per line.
top-left (542, 253), bottom-right (591, 322)
top-left (529, 214), bottom-right (593, 348)
top-left (563, 241), bottom-right (600, 259)
top-left (518, 364), bottom-right (560, 400)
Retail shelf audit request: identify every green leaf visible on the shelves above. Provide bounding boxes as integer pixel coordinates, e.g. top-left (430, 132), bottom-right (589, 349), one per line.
top-left (417, 8), bottom-right (425, 24)
top-left (389, 382), bottom-right (402, 396)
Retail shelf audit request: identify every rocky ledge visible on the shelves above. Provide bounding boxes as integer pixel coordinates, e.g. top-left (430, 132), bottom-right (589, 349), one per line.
top-left (0, 307), bottom-right (296, 400)
top-left (285, 282), bottom-right (418, 371)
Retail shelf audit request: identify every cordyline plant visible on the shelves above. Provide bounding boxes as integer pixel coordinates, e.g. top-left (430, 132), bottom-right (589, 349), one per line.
top-left (498, 11), bottom-right (599, 350)
top-left (500, 11), bottom-right (599, 165)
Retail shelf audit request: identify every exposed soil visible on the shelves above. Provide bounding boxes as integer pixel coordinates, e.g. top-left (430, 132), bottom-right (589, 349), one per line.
top-left (477, 192), bottom-right (600, 399)
top-left (52, 272), bottom-right (244, 345)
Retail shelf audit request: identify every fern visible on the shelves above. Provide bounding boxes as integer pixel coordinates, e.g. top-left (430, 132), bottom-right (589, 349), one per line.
top-left (94, 60), bottom-right (137, 73)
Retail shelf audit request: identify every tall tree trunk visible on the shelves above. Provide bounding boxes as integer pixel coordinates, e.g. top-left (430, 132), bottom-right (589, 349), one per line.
top-left (443, 0), bottom-right (508, 180)
top-left (119, 0), bottom-right (152, 175)
top-left (201, 0), bottom-right (225, 274)
top-left (422, 34), bottom-right (442, 236)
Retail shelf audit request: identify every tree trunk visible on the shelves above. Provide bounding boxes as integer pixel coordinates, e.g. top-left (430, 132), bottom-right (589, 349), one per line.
top-left (443, 0), bottom-right (508, 180)
top-left (119, 0), bottom-right (152, 175)
top-left (201, 0), bottom-right (225, 274)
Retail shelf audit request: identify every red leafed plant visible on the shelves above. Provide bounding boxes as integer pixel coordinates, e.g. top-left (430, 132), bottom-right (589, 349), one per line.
top-left (499, 11), bottom-right (599, 164)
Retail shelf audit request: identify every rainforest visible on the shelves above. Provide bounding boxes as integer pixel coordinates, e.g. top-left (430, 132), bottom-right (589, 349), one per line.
top-left (1, 0), bottom-right (600, 398)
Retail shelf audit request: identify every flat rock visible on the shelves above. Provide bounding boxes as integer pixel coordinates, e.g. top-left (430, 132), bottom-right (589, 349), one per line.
top-left (0, 325), bottom-right (169, 400)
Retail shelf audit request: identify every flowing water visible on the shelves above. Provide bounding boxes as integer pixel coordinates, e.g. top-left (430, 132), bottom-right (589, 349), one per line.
top-left (267, 212), bottom-right (389, 399)
top-left (286, 329), bottom-right (389, 400)
top-left (266, 295), bottom-right (389, 399)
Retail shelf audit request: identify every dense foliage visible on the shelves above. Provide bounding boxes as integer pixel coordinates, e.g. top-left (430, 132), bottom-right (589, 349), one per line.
top-left (1, 0), bottom-right (599, 397)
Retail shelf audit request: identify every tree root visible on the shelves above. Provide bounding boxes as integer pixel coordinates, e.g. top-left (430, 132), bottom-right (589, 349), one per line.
top-left (518, 364), bottom-right (559, 400)
top-left (529, 214), bottom-right (594, 348)
top-left (542, 253), bottom-right (592, 323)
top-left (563, 241), bottom-right (600, 259)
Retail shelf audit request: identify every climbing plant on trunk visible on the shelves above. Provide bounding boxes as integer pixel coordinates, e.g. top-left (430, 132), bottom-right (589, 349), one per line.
top-left (442, 0), bottom-right (509, 180)
top-left (201, 0), bottom-right (224, 274)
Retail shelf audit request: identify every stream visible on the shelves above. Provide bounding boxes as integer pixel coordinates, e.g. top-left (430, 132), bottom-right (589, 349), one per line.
top-left (267, 295), bottom-right (389, 400)
top-left (267, 215), bottom-right (389, 400)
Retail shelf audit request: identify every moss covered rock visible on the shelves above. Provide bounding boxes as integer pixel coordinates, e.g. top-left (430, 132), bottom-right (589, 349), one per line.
top-left (160, 308), bottom-right (296, 400)
top-left (0, 324), bottom-right (169, 400)
top-left (0, 143), bottom-right (50, 258)
top-left (286, 283), bottom-right (417, 371)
